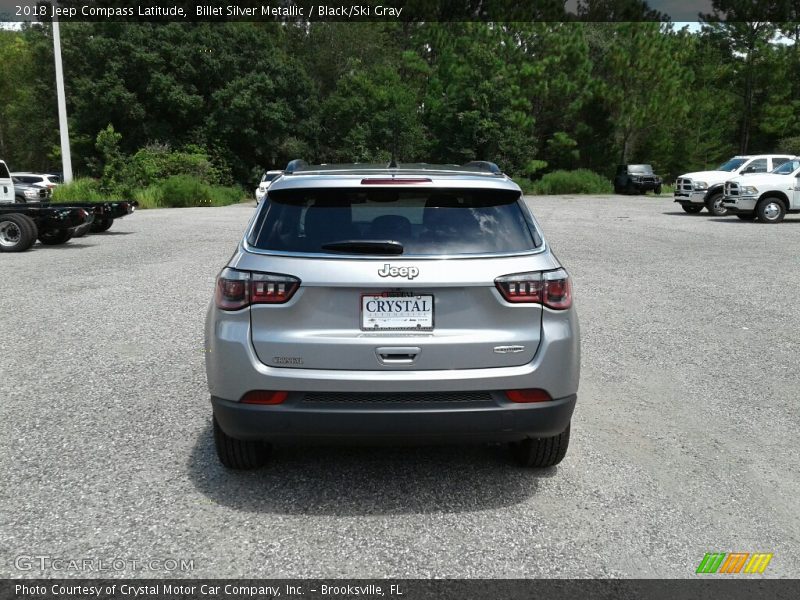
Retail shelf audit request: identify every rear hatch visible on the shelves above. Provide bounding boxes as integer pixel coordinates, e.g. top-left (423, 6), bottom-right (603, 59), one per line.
top-left (237, 185), bottom-right (557, 371)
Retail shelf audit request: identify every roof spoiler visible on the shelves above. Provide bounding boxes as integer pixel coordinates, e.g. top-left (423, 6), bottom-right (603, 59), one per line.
top-left (463, 161), bottom-right (502, 175)
top-left (285, 159), bottom-right (308, 174)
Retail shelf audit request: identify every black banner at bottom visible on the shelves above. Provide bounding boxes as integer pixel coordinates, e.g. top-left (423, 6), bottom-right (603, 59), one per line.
top-left (2, 579), bottom-right (800, 600)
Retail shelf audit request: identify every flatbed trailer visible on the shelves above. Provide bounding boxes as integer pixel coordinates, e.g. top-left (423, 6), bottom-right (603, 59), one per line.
top-left (0, 205), bottom-right (91, 252)
top-left (23, 200), bottom-right (137, 235)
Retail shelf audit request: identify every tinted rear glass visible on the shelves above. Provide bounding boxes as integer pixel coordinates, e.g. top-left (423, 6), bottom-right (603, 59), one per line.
top-left (0, 163), bottom-right (9, 179)
top-left (249, 188), bottom-right (539, 255)
top-left (773, 159), bottom-right (800, 174)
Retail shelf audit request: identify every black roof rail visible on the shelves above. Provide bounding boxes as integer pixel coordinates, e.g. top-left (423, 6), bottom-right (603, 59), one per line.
top-left (285, 159), bottom-right (308, 174)
top-left (463, 161), bottom-right (502, 175)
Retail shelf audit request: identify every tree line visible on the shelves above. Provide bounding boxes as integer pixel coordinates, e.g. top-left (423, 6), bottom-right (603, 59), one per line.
top-left (1, 18), bottom-right (799, 186)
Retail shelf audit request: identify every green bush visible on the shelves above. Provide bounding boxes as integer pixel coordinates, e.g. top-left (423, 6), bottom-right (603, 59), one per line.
top-left (512, 177), bottom-right (537, 194)
top-left (51, 178), bottom-right (109, 203)
top-left (208, 185), bottom-right (246, 207)
top-left (157, 175), bottom-right (213, 207)
top-left (132, 184), bottom-right (165, 209)
top-left (122, 144), bottom-right (232, 190)
top-left (155, 176), bottom-right (245, 208)
top-left (530, 169), bottom-right (613, 195)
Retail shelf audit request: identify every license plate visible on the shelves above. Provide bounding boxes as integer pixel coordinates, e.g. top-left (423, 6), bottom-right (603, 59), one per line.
top-left (361, 294), bottom-right (434, 331)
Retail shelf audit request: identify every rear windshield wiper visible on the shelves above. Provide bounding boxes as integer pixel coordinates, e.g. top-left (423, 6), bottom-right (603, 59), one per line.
top-left (321, 240), bottom-right (404, 255)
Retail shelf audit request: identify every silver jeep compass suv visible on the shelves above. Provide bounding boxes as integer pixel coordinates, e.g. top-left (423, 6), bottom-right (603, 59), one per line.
top-left (205, 161), bottom-right (580, 469)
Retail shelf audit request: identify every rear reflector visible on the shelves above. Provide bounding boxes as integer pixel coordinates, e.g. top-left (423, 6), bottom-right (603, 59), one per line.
top-left (361, 178), bottom-right (432, 185)
top-left (241, 391), bottom-right (289, 405)
top-left (505, 389), bottom-right (552, 403)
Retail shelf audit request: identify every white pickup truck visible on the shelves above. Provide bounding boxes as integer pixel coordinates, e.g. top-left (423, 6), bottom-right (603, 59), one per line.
top-left (673, 154), bottom-right (793, 216)
top-left (722, 157), bottom-right (800, 223)
top-left (0, 160), bottom-right (13, 203)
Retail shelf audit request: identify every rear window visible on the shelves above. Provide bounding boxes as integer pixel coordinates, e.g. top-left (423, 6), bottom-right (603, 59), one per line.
top-left (772, 159), bottom-right (800, 174)
top-left (249, 188), bottom-right (540, 256)
top-left (0, 163), bottom-right (9, 179)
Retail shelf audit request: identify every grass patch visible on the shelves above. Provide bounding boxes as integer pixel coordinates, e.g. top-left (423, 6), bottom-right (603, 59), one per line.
top-left (53, 176), bottom-right (246, 209)
top-left (51, 178), bottom-right (110, 203)
top-left (529, 169), bottom-right (613, 195)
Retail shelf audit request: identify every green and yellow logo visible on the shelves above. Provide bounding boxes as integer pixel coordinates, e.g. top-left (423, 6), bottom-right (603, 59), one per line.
top-left (696, 552), bottom-right (773, 574)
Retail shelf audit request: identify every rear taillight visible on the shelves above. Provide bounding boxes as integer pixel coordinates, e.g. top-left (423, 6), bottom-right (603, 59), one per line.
top-left (241, 391), bottom-right (288, 405)
top-left (215, 268), bottom-right (300, 310)
top-left (505, 389), bottom-right (552, 403)
top-left (542, 269), bottom-right (572, 310)
top-left (495, 272), bottom-right (543, 303)
top-left (251, 273), bottom-right (300, 304)
top-left (495, 269), bottom-right (572, 309)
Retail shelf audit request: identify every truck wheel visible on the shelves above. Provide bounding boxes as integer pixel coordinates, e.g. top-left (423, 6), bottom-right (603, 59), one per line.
top-left (213, 416), bottom-right (271, 470)
top-left (90, 217), bottom-right (114, 233)
top-left (705, 192), bottom-right (728, 216)
top-left (755, 197), bottom-right (786, 224)
top-left (736, 213), bottom-right (756, 221)
top-left (681, 204), bottom-right (703, 214)
top-left (654, 185), bottom-right (662, 195)
top-left (38, 228), bottom-right (73, 245)
top-left (510, 423), bottom-right (570, 468)
top-left (0, 213), bottom-right (36, 252)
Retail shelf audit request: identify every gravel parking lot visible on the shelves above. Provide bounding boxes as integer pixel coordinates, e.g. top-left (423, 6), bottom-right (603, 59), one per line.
top-left (1, 195), bottom-right (798, 579)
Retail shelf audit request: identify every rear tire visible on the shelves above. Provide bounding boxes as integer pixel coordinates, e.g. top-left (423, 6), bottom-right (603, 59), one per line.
top-left (16, 213), bottom-right (39, 242)
top-left (38, 228), bottom-right (73, 245)
top-left (213, 416), bottom-right (271, 470)
top-left (0, 213), bottom-right (36, 252)
top-left (511, 423), bottom-right (570, 468)
top-left (91, 217), bottom-right (114, 233)
top-left (681, 204), bottom-right (703, 214)
top-left (755, 197), bottom-right (786, 224)
top-left (705, 192), bottom-right (728, 216)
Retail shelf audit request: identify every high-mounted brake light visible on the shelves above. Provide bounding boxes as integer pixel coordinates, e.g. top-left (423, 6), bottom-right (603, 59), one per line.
top-left (215, 268), bottom-right (300, 310)
top-left (495, 269), bottom-right (572, 309)
top-left (360, 178), bottom-right (432, 185)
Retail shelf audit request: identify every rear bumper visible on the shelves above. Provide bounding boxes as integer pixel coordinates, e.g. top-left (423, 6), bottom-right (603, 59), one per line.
top-left (628, 182), bottom-right (660, 191)
top-left (212, 393), bottom-right (577, 442)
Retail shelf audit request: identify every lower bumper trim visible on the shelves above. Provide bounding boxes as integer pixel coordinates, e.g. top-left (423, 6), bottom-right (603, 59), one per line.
top-left (212, 393), bottom-right (577, 443)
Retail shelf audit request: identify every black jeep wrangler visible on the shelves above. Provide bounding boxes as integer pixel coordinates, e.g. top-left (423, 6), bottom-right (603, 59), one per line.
top-left (613, 164), bottom-right (662, 195)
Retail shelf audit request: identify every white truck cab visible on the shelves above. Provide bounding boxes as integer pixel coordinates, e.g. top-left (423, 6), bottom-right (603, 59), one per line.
top-left (0, 161), bottom-right (13, 204)
top-left (722, 157), bottom-right (800, 223)
top-left (673, 154), bottom-right (793, 216)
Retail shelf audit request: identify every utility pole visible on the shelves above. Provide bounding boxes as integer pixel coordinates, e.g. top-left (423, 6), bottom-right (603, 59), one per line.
top-left (52, 1), bottom-right (73, 182)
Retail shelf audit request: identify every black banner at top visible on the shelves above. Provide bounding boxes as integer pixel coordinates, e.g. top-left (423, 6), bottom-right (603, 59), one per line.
top-left (2, 0), bottom-right (800, 23)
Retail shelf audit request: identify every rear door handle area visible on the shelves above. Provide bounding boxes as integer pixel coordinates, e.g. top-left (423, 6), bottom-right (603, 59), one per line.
top-left (376, 346), bottom-right (420, 364)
